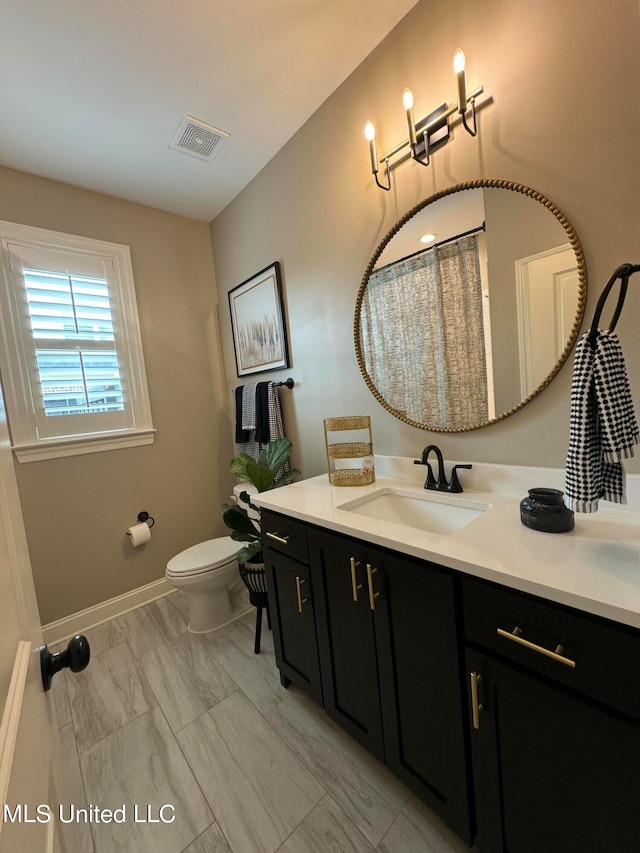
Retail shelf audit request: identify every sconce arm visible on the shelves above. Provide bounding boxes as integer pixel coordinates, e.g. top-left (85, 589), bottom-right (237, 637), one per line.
top-left (374, 158), bottom-right (391, 191)
top-left (461, 97), bottom-right (478, 137)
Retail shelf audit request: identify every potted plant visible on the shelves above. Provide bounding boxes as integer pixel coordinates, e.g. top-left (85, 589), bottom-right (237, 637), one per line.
top-left (223, 438), bottom-right (300, 566)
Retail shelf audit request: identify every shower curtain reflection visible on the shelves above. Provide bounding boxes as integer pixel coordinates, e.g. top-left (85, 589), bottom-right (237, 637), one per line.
top-left (360, 234), bottom-right (488, 431)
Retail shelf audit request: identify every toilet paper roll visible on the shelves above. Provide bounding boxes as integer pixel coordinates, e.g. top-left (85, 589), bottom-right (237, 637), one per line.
top-left (127, 521), bottom-right (151, 547)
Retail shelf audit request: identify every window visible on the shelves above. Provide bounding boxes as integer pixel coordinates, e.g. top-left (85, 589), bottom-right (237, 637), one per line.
top-left (0, 221), bottom-right (154, 461)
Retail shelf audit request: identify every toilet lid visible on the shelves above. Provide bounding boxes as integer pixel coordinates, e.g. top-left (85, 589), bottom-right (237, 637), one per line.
top-left (166, 537), bottom-right (241, 576)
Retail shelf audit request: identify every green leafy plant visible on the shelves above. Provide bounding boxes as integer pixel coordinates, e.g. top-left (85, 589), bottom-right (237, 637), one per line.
top-left (223, 438), bottom-right (300, 564)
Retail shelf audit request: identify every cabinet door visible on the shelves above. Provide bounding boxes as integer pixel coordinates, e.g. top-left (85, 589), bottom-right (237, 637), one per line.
top-left (467, 648), bottom-right (640, 853)
top-left (309, 529), bottom-right (384, 760)
top-left (264, 547), bottom-right (323, 704)
top-left (376, 555), bottom-right (472, 844)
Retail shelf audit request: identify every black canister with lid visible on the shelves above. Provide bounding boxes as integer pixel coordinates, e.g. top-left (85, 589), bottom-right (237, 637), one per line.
top-left (520, 487), bottom-right (575, 533)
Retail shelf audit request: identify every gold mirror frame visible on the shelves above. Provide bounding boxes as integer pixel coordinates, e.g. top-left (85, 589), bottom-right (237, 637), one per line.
top-left (354, 179), bottom-right (587, 433)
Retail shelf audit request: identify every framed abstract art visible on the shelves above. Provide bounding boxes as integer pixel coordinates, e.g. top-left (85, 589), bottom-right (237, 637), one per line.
top-left (228, 262), bottom-right (290, 377)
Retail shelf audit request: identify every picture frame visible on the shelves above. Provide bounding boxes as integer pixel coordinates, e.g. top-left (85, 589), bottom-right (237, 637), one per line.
top-left (228, 261), bottom-right (290, 377)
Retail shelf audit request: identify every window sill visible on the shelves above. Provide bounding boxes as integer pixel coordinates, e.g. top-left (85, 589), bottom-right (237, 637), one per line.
top-left (13, 428), bottom-right (156, 463)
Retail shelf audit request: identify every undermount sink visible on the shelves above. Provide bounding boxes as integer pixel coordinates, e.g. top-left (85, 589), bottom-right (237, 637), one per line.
top-left (338, 487), bottom-right (490, 535)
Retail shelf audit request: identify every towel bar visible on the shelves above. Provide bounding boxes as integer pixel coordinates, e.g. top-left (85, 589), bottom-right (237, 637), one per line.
top-left (588, 263), bottom-right (640, 347)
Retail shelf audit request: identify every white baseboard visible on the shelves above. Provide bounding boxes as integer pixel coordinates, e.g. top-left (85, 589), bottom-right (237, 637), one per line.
top-left (42, 578), bottom-right (174, 646)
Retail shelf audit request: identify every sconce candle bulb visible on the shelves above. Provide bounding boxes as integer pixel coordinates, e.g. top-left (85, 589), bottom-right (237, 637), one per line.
top-left (454, 49), bottom-right (467, 113)
top-left (453, 48), bottom-right (466, 74)
top-left (403, 87), bottom-right (418, 147)
top-left (365, 121), bottom-right (378, 173)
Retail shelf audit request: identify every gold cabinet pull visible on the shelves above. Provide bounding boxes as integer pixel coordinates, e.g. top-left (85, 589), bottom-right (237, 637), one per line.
top-left (497, 627), bottom-right (576, 668)
top-left (349, 557), bottom-right (363, 602)
top-left (470, 671), bottom-right (483, 730)
top-left (266, 531), bottom-right (290, 545)
top-left (295, 576), bottom-right (308, 613)
top-left (366, 564), bottom-right (380, 611)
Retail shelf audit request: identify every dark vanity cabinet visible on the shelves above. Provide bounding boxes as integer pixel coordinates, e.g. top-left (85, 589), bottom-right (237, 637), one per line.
top-left (464, 577), bottom-right (640, 853)
top-left (261, 511), bottom-right (323, 704)
top-left (308, 526), bottom-right (472, 844)
top-left (262, 508), bottom-right (640, 852)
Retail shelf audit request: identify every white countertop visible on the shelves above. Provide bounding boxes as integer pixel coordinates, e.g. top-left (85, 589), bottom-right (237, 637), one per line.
top-left (253, 456), bottom-right (640, 631)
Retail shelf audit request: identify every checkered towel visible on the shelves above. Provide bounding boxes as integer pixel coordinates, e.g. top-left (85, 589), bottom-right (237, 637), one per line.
top-left (241, 383), bottom-right (256, 430)
top-left (564, 331), bottom-right (639, 512)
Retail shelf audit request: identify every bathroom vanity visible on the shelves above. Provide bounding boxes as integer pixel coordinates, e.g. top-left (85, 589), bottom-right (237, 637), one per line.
top-left (257, 457), bottom-right (640, 853)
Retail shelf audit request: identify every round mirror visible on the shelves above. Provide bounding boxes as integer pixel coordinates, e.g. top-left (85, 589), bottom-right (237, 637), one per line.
top-left (355, 179), bottom-right (587, 432)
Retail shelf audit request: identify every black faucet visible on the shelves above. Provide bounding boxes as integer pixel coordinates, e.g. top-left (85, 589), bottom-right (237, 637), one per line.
top-left (414, 445), bottom-right (472, 493)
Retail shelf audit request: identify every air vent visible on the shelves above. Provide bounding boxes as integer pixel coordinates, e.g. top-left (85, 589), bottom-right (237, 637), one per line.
top-left (170, 115), bottom-right (230, 162)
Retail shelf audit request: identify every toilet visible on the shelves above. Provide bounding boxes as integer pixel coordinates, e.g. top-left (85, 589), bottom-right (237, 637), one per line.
top-left (166, 536), bottom-right (242, 633)
top-left (165, 484), bottom-right (255, 633)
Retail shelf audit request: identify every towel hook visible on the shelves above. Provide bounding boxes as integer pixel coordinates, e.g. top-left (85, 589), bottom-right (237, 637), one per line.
top-left (588, 263), bottom-right (640, 347)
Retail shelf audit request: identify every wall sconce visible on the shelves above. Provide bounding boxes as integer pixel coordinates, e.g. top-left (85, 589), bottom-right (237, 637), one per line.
top-left (364, 121), bottom-right (390, 191)
top-left (365, 48), bottom-right (484, 191)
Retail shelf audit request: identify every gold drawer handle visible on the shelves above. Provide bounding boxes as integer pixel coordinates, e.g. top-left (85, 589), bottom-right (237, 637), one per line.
top-left (470, 671), bottom-right (483, 730)
top-left (295, 576), bottom-right (308, 613)
top-left (349, 557), bottom-right (363, 602)
top-left (366, 564), bottom-right (380, 611)
top-left (497, 627), bottom-right (576, 668)
top-left (266, 531), bottom-right (290, 545)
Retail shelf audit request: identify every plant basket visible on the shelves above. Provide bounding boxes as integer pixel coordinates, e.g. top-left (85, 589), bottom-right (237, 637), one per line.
top-left (238, 558), bottom-right (270, 654)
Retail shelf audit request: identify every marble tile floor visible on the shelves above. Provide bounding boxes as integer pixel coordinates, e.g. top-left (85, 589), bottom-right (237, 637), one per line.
top-left (52, 588), bottom-right (475, 853)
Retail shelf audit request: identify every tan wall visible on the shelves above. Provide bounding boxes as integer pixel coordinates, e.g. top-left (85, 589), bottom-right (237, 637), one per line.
top-left (211, 0), bottom-right (640, 478)
top-left (0, 165), bottom-right (235, 624)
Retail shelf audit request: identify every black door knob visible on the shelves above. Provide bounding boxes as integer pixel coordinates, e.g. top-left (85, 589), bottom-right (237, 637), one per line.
top-left (40, 635), bottom-right (91, 692)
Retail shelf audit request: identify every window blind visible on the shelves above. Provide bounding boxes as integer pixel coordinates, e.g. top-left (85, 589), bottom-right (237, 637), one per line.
top-left (24, 269), bottom-right (125, 417)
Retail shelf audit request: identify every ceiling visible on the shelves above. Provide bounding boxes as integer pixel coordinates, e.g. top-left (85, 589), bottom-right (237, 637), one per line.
top-left (0, 0), bottom-right (419, 222)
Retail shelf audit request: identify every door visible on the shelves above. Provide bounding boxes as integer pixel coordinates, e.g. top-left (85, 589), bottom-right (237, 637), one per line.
top-left (376, 555), bottom-right (472, 844)
top-left (0, 386), bottom-right (62, 851)
top-left (467, 648), bottom-right (640, 853)
top-left (310, 529), bottom-right (384, 760)
top-left (263, 547), bottom-right (323, 704)
top-left (515, 244), bottom-right (579, 396)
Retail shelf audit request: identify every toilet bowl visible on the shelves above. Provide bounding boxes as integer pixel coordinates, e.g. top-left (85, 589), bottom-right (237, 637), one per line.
top-left (166, 536), bottom-right (242, 633)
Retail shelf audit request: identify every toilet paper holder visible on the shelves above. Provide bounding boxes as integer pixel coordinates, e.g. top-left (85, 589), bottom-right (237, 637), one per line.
top-left (126, 511), bottom-right (155, 547)
top-left (129, 510), bottom-right (155, 532)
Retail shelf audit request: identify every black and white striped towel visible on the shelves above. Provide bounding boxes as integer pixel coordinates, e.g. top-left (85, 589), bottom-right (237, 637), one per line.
top-left (564, 330), bottom-right (639, 512)
top-left (255, 381), bottom-right (285, 445)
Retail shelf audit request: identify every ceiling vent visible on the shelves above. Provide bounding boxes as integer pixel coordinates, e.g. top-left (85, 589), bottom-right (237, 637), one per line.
top-left (170, 115), bottom-right (230, 162)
